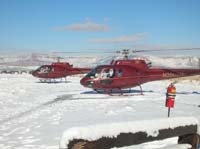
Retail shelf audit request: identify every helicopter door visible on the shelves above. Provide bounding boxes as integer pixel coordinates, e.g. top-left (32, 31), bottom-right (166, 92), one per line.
top-left (100, 68), bottom-right (114, 85)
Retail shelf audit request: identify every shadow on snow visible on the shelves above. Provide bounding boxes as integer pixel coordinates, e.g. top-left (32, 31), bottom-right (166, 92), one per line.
top-left (36, 81), bottom-right (71, 84)
top-left (176, 91), bottom-right (200, 95)
top-left (81, 89), bottom-right (154, 95)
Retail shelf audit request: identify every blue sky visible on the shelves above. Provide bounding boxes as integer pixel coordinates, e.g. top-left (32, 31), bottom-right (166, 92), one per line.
top-left (0, 0), bottom-right (200, 55)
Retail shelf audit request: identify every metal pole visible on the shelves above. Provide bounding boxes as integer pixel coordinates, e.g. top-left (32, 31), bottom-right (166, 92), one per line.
top-left (168, 107), bottom-right (170, 117)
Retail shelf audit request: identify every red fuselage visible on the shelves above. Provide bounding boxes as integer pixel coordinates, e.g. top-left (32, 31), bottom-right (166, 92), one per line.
top-left (80, 59), bottom-right (200, 90)
top-left (32, 62), bottom-right (91, 79)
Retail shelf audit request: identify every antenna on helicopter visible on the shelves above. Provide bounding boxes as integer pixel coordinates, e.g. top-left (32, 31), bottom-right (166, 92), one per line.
top-left (56, 56), bottom-right (63, 62)
top-left (122, 49), bottom-right (130, 60)
top-left (116, 49), bottom-right (130, 60)
top-left (116, 49), bottom-right (149, 60)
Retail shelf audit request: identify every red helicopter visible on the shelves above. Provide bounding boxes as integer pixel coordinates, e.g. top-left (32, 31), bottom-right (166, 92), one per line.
top-left (32, 61), bottom-right (91, 82)
top-left (80, 49), bottom-right (200, 94)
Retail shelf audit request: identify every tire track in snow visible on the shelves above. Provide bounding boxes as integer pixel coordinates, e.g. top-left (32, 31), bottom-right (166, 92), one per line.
top-left (0, 93), bottom-right (130, 125)
top-left (0, 94), bottom-right (73, 125)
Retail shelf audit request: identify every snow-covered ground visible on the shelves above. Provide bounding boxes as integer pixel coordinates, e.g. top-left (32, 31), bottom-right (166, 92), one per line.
top-left (0, 74), bottom-right (199, 149)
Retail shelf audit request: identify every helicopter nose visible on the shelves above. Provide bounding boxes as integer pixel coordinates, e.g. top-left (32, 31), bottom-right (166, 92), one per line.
top-left (80, 77), bottom-right (94, 88)
top-left (31, 70), bottom-right (38, 77)
top-left (80, 77), bottom-right (88, 87)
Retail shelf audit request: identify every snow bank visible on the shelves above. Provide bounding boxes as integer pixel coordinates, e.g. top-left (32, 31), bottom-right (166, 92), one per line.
top-left (59, 117), bottom-right (198, 149)
top-left (145, 56), bottom-right (200, 69)
top-left (1, 53), bottom-right (199, 68)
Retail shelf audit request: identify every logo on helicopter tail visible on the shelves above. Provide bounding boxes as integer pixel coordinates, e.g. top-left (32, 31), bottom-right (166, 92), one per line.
top-left (162, 72), bottom-right (184, 78)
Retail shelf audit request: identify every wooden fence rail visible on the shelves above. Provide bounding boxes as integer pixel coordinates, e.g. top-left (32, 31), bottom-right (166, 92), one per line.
top-left (59, 117), bottom-right (199, 149)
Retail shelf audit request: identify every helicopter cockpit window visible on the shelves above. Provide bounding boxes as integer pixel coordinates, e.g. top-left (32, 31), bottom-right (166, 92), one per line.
top-left (101, 68), bottom-right (115, 78)
top-left (38, 66), bottom-right (51, 73)
top-left (118, 69), bottom-right (123, 77)
top-left (109, 68), bottom-right (115, 78)
top-left (86, 66), bottom-right (101, 78)
top-left (147, 62), bottom-right (152, 68)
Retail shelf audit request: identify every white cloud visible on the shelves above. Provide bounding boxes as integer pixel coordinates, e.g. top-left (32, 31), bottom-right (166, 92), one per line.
top-left (54, 21), bottom-right (110, 32)
top-left (89, 33), bottom-right (149, 43)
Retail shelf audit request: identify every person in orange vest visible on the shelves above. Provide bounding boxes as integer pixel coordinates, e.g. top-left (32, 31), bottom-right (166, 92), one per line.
top-left (166, 83), bottom-right (176, 108)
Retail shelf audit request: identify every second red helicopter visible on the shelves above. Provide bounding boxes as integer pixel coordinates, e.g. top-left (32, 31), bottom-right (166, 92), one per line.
top-left (32, 62), bottom-right (91, 82)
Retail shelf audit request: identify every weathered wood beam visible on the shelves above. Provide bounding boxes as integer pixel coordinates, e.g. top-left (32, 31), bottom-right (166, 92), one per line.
top-left (68, 125), bottom-right (198, 149)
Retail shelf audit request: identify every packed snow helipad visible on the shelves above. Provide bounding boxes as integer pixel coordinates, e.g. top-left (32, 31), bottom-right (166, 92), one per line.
top-left (0, 74), bottom-right (199, 149)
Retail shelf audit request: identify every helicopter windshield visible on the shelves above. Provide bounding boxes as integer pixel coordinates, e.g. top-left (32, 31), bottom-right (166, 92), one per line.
top-left (85, 66), bottom-right (102, 78)
top-left (37, 66), bottom-right (51, 73)
top-left (101, 68), bottom-right (115, 78)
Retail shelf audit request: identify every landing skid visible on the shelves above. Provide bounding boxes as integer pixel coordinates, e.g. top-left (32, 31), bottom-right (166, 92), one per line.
top-left (94, 85), bottom-right (144, 96)
top-left (39, 77), bottom-right (68, 83)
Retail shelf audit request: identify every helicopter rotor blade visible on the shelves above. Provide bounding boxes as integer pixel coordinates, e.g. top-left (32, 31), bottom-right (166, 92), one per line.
top-left (131, 48), bottom-right (200, 53)
top-left (38, 47), bottom-right (200, 58)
